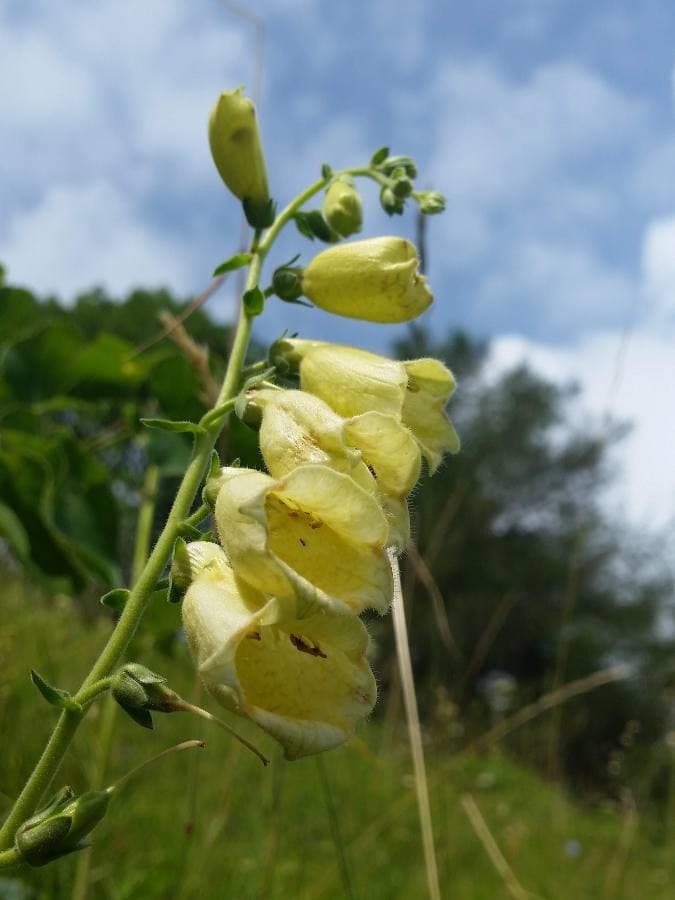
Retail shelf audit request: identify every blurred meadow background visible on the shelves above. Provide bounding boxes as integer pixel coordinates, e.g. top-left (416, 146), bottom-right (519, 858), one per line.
top-left (2, 1), bottom-right (675, 898)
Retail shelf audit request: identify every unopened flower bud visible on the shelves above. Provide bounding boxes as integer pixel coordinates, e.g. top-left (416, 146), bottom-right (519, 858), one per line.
top-left (208, 87), bottom-right (275, 228)
top-left (392, 176), bottom-right (413, 199)
top-left (380, 155), bottom-right (418, 179)
top-left (272, 265), bottom-right (304, 302)
top-left (380, 186), bottom-right (404, 215)
top-left (111, 663), bottom-right (181, 728)
top-left (415, 191), bottom-right (446, 215)
top-left (322, 176), bottom-right (362, 238)
top-left (300, 237), bottom-right (432, 324)
top-left (15, 788), bottom-right (111, 867)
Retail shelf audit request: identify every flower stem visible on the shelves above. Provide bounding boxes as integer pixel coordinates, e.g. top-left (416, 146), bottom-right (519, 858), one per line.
top-left (174, 700), bottom-right (269, 767)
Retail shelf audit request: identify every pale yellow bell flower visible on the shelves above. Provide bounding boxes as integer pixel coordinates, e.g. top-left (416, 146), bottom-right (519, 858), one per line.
top-left (301, 237), bottom-right (432, 323)
top-left (181, 542), bottom-right (377, 760)
top-left (270, 339), bottom-right (460, 473)
top-left (208, 87), bottom-right (273, 228)
top-left (210, 465), bottom-right (394, 617)
top-left (249, 388), bottom-right (419, 550)
top-left (252, 388), bottom-right (421, 497)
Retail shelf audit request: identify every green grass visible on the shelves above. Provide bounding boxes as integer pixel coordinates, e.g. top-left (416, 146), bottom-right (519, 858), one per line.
top-left (1, 576), bottom-right (673, 899)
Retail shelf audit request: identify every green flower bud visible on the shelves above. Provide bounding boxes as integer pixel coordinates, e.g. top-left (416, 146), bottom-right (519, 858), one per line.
top-left (111, 663), bottom-right (181, 728)
top-left (380, 185), bottom-right (404, 216)
top-left (392, 176), bottom-right (414, 199)
top-left (415, 191), bottom-right (446, 215)
top-left (380, 155), bottom-right (418, 179)
top-left (15, 788), bottom-right (111, 867)
top-left (322, 176), bottom-right (363, 238)
top-left (272, 265), bottom-right (304, 302)
top-left (300, 237), bottom-right (432, 323)
top-left (208, 87), bottom-right (275, 228)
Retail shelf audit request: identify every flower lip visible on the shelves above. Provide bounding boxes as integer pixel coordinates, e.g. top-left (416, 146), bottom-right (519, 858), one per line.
top-left (181, 544), bottom-right (377, 760)
top-left (213, 465), bottom-right (394, 617)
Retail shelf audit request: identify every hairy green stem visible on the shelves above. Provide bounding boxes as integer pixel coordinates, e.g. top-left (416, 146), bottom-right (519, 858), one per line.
top-left (77, 679), bottom-right (113, 709)
top-left (181, 503), bottom-right (211, 530)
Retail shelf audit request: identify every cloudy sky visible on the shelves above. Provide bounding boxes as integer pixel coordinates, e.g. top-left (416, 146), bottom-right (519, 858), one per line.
top-left (1, 0), bottom-right (674, 535)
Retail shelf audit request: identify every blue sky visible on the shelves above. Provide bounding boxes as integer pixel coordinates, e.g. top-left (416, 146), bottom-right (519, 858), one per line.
top-left (1, 0), bottom-right (674, 533)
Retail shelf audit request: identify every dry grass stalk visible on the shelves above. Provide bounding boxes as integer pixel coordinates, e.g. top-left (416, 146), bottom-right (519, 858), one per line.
top-left (460, 793), bottom-right (536, 900)
top-left (406, 542), bottom-right (461, 660)
top-left (468, 665), bottom-right (629, 753)
top-left (158, 311), bottom-right (220, 406)
top-left (389, 549), bottom-right (442, 900)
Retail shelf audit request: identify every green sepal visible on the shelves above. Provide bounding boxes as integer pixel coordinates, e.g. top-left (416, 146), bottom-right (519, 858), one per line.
top-left (122, 702), bottom-right (154, 730)
top-left (30, 670), bottom-right (82, 713)
top-left (212, 252), bottom-right (253, 276)
top-left (141, 418), bottom-right (206, 435)
top-left (100, 588), bottom-right (130, 612)
top-left (243, 196), bottom-right (276, 229)
top-left (168, 537), bottom-right (191, 603)
top-left (321, 163), bottom-right (333, 180)
top-left (370, 146), bottom-right (390, 166)
top-left (207, 450), bottom-right (221, 482)
top-left (243, 286), bottom-right (265, 316)
top-left (293, 210), bottom-right (338, 243)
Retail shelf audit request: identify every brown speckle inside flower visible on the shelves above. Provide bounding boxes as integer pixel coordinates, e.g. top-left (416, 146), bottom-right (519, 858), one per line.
top-left (290, 633), bottom-right (327, 658)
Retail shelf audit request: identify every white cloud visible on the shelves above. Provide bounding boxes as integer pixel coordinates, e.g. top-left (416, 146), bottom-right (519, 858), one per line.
top-left (487, 327), bottom-right (675, 532)
top-left (431, 59), bottom-right (645, 210)
top-left (484, 211), bottom-right (675, 531)
top-left (1, 181), bottom-right (191, 298)
top-left (642, 216), bottom-right (675, 318)
top-left (476, 240), bottom-right (636, 336)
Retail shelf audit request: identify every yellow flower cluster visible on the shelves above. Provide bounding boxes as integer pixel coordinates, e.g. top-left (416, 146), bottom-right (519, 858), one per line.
top-left (180, 88), bottom-right (457, 760)
top-left (179, 339), bottom-right (458, 760)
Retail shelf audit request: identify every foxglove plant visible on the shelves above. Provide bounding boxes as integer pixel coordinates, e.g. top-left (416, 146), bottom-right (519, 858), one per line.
top-left (0, 86), bottom-right (457, 870)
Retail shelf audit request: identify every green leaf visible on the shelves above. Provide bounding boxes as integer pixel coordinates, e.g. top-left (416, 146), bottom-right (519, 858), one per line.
top-left (321, 163), bottom-right (333, 180)
top-left (100, 588), bottom-right (130, 612)
top-left (141, 418), bottom-right (206, 435)
top-left (243, 287), bottom-right (265, 317)
top-left (370, 146), bottom-right (390, 166)
top-left (212, 253), bottom-right (253, 276)
top-left (30, 670), bottom-right (82, 713)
